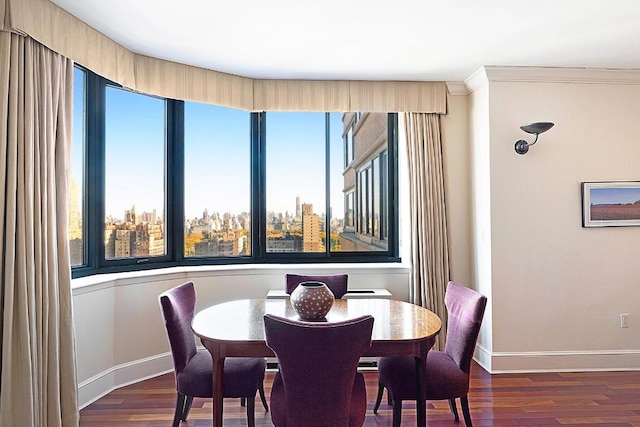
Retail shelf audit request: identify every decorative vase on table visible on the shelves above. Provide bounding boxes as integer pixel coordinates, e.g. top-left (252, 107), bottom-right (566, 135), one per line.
top-left (290, 281), bottom-right (335, 321)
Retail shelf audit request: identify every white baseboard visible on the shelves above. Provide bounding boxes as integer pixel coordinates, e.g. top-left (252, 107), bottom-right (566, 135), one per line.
top-left (79, 346), bottom-right (640, 409)
top-left (77, 352), bottom-right (174, 409)
top-left (475, 344), bottom-right (640, 373)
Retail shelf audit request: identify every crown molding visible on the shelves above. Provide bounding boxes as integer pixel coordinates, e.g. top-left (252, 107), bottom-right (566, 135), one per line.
top-left (462, 67), bottom-right (489, 94)
top-left (484, 66), bottom-right (640, 85)
top-left (446, 82), bottom-right (468, 96)
top-left (456, 66), bottom-right (640, 95)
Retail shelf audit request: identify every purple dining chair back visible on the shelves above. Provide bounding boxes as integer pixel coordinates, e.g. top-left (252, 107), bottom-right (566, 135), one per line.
top-left (264, 313), bottom-right (374, 427)
top-left (285, 273), bottom-right (349, 299)
top-left (159, 281), bottom-right (198, 375)
top-left (444, 281), bottom-right (487, 374)
top-left (159, 282), bottom-right (269, 427)
top-left (373, 281), bottom-right (487, 426)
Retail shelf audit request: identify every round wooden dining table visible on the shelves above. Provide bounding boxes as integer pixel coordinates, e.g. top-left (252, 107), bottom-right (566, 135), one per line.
top-left (192, 298), bottom-right (441, 427)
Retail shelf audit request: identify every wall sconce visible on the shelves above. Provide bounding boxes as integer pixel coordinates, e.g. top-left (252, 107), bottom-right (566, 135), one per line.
top-left (514, 122), bottom-right (555, 155)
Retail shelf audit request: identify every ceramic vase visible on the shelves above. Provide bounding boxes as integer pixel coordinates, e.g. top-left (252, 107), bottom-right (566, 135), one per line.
top-left (290, 281), bottom-right (335, 321)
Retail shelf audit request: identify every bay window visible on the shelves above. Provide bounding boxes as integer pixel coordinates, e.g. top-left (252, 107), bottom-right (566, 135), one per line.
top-left (71, 66), bottom-right (398, 278)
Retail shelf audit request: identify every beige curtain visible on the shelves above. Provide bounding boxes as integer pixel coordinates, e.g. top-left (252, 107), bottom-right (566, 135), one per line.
top-left (404, 112), bottom-right (450, 350)
top-left (0, 31), bottom-right (78, 426)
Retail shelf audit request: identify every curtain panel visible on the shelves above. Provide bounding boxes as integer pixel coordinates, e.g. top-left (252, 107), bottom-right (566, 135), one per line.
top-left (404, 112), bottom-right (450, 350)
top-left (0, 32), bottom-right (78, 427)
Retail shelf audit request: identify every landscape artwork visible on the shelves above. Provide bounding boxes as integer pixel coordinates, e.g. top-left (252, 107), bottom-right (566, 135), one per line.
top-left (582, 181), bottom-right (640, 227)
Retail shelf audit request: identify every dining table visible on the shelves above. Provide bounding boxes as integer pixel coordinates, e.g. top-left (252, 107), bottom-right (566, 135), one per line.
top-left (191, 297), bottom-right (441, 427)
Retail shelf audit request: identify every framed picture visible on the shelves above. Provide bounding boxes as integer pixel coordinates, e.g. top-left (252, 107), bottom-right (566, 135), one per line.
top-left (582, 181), bottom-right (640, 227)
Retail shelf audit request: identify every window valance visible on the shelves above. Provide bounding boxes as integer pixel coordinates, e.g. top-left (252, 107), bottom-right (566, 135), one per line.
top-left (5, 0), bottom-right (447, 113)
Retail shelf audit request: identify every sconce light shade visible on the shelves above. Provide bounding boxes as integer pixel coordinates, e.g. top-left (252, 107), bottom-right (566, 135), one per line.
top-left (515, 122), bottom-right (554, 155)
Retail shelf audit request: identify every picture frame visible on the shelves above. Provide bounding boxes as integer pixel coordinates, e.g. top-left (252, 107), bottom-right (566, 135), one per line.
top-left (582, 181), bottom-right (640, 227)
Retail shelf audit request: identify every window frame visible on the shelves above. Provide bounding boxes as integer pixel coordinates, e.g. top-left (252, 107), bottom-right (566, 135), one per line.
top-left (97, 83), bottom-right (174, 269)
top-left (71, 67), bottom-right (399, 278)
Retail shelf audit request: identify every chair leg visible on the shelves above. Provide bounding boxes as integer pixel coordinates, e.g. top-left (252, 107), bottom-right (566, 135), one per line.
top-left (460, 395), bottom-right (473, 427)
top-left (241, 397), bottom-right (246, 407)
top-left (181, 395), bottom-right (194, 421)
top-left (373, 381), bottom-right (385, 413)
top-left (448, 398), bottom-right (459, 421)
top-left (391, 399), bottom-right (402, 427)
top-left (259, 382), bottom-right (269, 411)
top-left (172, 393), bottom-right (187, 427)
top-left (245, 396), bottom-right (256, 427)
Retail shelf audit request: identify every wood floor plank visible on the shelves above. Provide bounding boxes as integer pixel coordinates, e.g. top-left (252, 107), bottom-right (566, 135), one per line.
top-left (79, 362), bottom-right (640, 426)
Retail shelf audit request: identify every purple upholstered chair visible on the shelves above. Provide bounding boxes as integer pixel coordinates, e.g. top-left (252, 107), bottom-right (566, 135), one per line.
top-left (285, 273), bottom-right (349, 299)
top-left (373, 281), bottom-right (487, 427)
top-left (159, 281), bottom-right (268, 427)
top-left (264, 313), bottom-right (374, 427)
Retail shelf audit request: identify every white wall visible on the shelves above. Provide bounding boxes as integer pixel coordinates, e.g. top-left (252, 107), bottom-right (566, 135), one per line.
top-left (471, 66), bottom-right (640, 372)
top-left (442, 93), bottom-right (473, 288)
top-left (465, 75), bottom-right (494, 371)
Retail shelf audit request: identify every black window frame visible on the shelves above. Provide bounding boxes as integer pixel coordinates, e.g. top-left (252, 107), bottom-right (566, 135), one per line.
top-left (71, 66), bottom-right (400, 278)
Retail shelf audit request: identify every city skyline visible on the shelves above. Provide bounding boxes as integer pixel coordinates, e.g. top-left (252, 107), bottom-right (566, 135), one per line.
top-left (99, 195), bottom-right (338, 259)
top-left (101, 197), bottom-right (329, 223)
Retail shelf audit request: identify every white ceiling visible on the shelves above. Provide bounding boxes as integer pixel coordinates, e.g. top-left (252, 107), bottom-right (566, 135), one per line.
top-left (51, 0), bottom-right (640, 82)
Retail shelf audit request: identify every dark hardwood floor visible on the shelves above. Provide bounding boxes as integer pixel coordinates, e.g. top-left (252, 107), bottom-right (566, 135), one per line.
top-left (79, 362), bottom-right (640, 426)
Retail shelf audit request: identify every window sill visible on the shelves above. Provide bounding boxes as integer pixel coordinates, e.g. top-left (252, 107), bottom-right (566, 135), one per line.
top-left (71, 262), bottom-right (411, 295)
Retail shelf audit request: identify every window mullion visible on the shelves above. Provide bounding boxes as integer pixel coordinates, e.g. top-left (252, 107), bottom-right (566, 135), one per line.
top-left (324, 113), bottom-right (331, 256)
top-left (167, 100), bottom-right (184, 263)
top-left (253, 112), bottom-right (265, 259)
top-left (90, 72), bottom-right (106, 270)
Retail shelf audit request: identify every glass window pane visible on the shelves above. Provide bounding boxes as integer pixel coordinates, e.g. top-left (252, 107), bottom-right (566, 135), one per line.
top-left (184, 102), bottom-right (251, 257)
top-left (349, 121), bottom-right (355, 164)
top-left (343, 119), bottom-right (353, 168)
top-left (381, 150), bottom-right (388, 240)
top-left (345, 192), bottom-right (354, 228)
top-left (266, 112), bottom-right (325, 253)
top-left (69, 67), bottom-right (85, 267)
top-left (365, 166), bottom-right (372, 234)
top-left (357, 171), bottom-right (364, 233)
top-left (373, 158), bottom-right (380, 238)
top-left (104, 87), bottom-right (166, 259)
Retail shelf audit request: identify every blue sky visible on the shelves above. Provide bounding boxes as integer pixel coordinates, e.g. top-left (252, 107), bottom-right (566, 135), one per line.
top-left (184, 105), bottom-right (345, 219)
top-left (184, 102), bottom-right (251, 220)
top-left (72, 70), bottom-right (346, 221)
top-left (590, 186), bottom-right (640, 205)
top-left (105, 86), bottom-right (165, 218)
